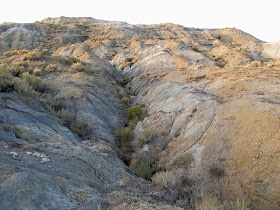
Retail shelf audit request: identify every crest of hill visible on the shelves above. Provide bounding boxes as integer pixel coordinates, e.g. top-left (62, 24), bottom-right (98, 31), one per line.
top-left (41, 16), bottom-right (128, 25)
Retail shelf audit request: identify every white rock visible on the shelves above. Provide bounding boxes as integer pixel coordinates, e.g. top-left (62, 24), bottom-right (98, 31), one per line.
top-left (41, 157), bottom-right (50, 164)
top-left (10, 152), bottom-right (18, 158)
top-left (32, 152), bottom-right (41, 158)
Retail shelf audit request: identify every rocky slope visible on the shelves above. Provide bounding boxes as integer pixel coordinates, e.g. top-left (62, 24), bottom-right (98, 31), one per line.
top-left (0, 17), bottom-right (280, 209)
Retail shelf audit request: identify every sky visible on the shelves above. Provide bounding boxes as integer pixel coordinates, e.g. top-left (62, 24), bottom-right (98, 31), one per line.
top-left (1, 0), bottom-right (279, 42)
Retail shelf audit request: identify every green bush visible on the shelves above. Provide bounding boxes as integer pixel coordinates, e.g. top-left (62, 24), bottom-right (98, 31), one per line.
top-left (9, 62), bottom-right (28, 76)
top-left (121, 97), bottom-right (130, 106)
top-left (116, 127), bottom-right (133, 145)
top-left (172, 152), bottom-right (194, 168)
top-left (115, 126), bottom-right (134, 165)
top-left (192, 46), bottom-right (200, 52)
top-left (20, 72), bottom-right (42, 91)
top-left (209, 163), bottom-right (225, 178)
top-left (0, 69), bottom-right (14, 91)
top-left (56, 108), bottom-right (74, 127)
top-left (130, 158), bottom-right (152, 180)
top-left (0, 67), bottom-right (39, 97)
top-left (127, 105), bottom-right (142, 120)
top-left (13, 77), bottom-right (36, 97)
top-left (71, 121), bottom-right (92, 140)
top-left (215, 57), bottom-right (227, 68)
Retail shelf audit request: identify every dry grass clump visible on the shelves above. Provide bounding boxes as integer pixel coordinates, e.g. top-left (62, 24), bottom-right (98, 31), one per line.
top-left (59, 56), bottom-right (80, 65)
top-left (151, 170), bottom-right (176, 188)
top-left (24, 49), bottom-right (43, 61)
top-left (3, 50), bottom-right (20, 57)
top-left (45, 64), bottom-right (58, 72)
top-left (172, 152), bottom-right (194, 168)
top-left (134, 129), bottom-right (154, 148)
top-left (250, 60), bottom-right (261, 67)
top-left (195, 194), bottom-right (249, 210)
top-left (71, 62), bottom-right (87, 72)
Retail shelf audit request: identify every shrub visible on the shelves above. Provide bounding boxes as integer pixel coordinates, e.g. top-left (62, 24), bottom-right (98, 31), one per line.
top-left (20, 72), bottom-right (42, 91)
top-left (13, 77), bottom-right (36, 97)
top-left (43, 43), bottom-right (50, 49)
top-left (105, 51), bottom-right (116, 59)
top-left (142, 88), bottom-right (151, 96)
top-left (115, 126), bottom-right (134, 165)
top-left (228, 199), bottom-right (249, 210)
top-left (130, 158), bottom-right (152, 180)
top-left (215, 57), bottom-right (227, 68)
top-left (121, 97), bottom-right (130, 106)
top-left (195, 194), bottom-right (249, 210)
top-left (127, 118), bottom-right (138, 130)
top-left (250, 60), bottom-right (261, 67)
top-left (60, 56), bottom-right (80, 65)
top-left (33, 68), bottom-right (42, 76)
top-left (207, 53), bottom-right (215, 59)
top-left (56, 108), bottom-right (74, 127)
top-left (135, 129), bottom-right (154, 147)
top-left (195, 194), bottom-right (223, 210)
top-left (71, 121), bottom-right (92, 140)
top-left (3, 50), bottom-right (19, 57)
top-left (0, 69), bottom-right (14, 91)
top-left (0, 65), bottom-right (37, 96)
top-left (172, 152), bottom-right (194, 168)
top-left (9, 62), bottom-right (28, 76)
top-left (71, 62), bottom-right (87, 72)
top-left (209, 163), bottom-right (225, 178)
top-left (118, 88), bottom-right (126, 98)
top-left (151, 171), bottom-right (176, 188)
top-left (192, 46), bottom-right (200, 52)
top-left (115, 127), bottom-right (133, 145)
top-left (127, 105), bottom-right (142, 121)
top-left (45, 64), bottom-right (57, 72)
top-left (24, 49), bottom-right (43, 61)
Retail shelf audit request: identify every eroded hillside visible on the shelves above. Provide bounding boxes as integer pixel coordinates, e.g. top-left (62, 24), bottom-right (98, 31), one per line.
top-left (0, 17), bottom-right (280, 209)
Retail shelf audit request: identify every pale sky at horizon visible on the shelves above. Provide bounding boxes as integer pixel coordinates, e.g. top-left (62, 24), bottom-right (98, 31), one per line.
top-left (1, 0), bottom-right (279, 42)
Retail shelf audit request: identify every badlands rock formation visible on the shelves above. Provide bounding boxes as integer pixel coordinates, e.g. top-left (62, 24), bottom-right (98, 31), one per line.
top-left (0, 17), bottom-right (279, 209)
